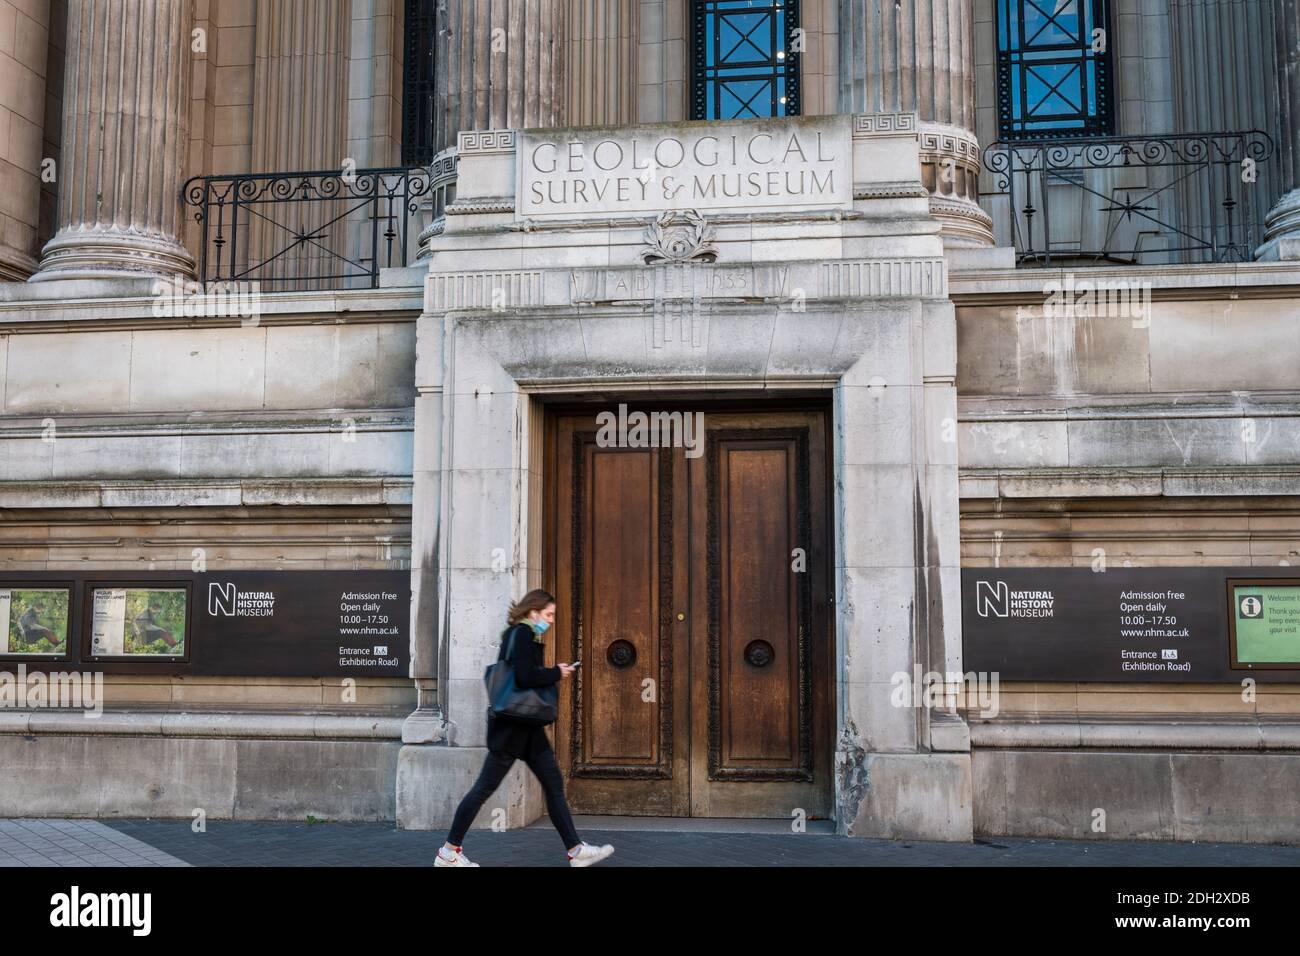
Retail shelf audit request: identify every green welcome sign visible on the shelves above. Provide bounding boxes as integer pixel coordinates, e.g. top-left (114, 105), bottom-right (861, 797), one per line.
top-left (1229, 581), bottom-right (1300, 668)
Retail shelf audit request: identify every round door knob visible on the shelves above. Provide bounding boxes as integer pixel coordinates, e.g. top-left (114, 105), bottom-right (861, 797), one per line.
top-left (676, 612), bottom-right (685, 621)
top-left (744, 640), bottom-right (775, 667)
top-left (606, 640), bottom-right (637, 668)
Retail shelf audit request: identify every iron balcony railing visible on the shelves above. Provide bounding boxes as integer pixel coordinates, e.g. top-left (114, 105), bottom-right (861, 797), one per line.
top-left (982, 131), bottom-right (1275, 266)
top-left (182, 153), bottom-right (458, 292)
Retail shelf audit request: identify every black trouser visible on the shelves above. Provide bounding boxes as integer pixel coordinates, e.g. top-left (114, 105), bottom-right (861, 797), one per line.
top-left (447, 743), bottom-right (581, 849)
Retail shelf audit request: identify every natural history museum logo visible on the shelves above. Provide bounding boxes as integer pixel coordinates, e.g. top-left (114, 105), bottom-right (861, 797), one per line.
top-left (975, 580), bottom-right (1056, 619)
top-left (208, 582), bottom-right (276, 618)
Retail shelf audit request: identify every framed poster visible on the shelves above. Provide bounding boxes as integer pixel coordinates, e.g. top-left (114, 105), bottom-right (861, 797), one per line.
top-left (0, 586), bottom-right (72, 657)
top-left (1228, 578), bottom-right (1300, 670)
top-left (87, 583), bottom-right (191, 660)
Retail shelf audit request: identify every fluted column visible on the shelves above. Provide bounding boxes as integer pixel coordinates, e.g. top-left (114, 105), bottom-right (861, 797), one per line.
top-left (32, 0), bottom-right (195, 282)
top-left (838, 0), bottom-right (992, 247)
top-left (433, 0), bottom-right (566, 154)
top-left (1173, 0), bottom-right (1275, 257)
top-left (565, 0), bottom-right (636, 127)
top-left (1261, 0), bottom-right (1300, 259)
top-left (250, 0), bottom-right (351, 290)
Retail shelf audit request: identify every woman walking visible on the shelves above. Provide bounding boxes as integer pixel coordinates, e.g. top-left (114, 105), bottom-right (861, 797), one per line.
top-left (436, 589), bottom-right (615, 867)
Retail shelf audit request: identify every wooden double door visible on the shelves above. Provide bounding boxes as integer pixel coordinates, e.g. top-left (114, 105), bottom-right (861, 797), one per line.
top-left (547, 406), bottom-right (833, 818)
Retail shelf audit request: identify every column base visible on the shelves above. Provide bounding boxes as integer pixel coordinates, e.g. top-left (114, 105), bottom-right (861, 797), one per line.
top-left (32, 225), bottom-right (196, 283)
top-left (838, 751), bottom-right (974, 841)
top-left (919, 123), bottom-right (995, 249)
top-left (400, 705), bottom-right (449, 744)
top-left (1257, 189), bottom-right (1300, 260)
top-left (395, 744), bottom-right (545, 831)
top-left (929, 195), bottom-right (996, 249)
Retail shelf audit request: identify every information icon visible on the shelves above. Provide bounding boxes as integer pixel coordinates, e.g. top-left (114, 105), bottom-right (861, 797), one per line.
top-left (1239, 595), bottom-right (1263, 618)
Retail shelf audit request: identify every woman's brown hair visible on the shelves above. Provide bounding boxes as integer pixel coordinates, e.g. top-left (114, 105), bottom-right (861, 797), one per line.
top-left (507, 589), bottom-right (555, 626)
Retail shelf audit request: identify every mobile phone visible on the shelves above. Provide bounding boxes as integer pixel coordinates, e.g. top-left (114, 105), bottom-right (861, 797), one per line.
top-left (569, 660), bottom-right (582, 668)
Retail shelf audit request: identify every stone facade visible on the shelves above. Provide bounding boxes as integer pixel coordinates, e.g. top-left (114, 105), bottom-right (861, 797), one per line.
top-left (0, 1), bottom-right (1298, 843)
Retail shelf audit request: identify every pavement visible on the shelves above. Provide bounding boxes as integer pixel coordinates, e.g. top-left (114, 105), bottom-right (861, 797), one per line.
top-left (2, 816), bottom-right (1299, 866)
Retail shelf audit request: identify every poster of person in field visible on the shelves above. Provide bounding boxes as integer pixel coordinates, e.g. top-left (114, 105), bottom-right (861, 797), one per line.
top-left (125, 589), bottom-right (187, 656)
top-left (1, 588), bottom-right (71, 656)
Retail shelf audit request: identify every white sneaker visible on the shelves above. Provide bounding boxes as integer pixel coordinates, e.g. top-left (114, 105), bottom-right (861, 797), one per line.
top-left (435, 844), bottom-right (479, 867)
top-left (567, 842), bottom-right (615, 867)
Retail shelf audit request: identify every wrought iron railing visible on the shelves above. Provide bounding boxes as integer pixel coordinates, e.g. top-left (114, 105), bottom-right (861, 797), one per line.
top-left (982, 131), bottom-right (1275, 266)
top-left (183, 165), bottom-right (446, 291)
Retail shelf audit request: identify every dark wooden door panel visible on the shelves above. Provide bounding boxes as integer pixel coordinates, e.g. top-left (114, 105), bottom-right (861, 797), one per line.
top-left (552, 416), bottom-right (688, 815)
top-left (579, 444), bottom-right (663, 769)
top-left (689, 410), bottom-right (832, 819)
top-left (710, 434), bottom-right (809, 777)
top-left (550, 406), bottom-right (831, 819)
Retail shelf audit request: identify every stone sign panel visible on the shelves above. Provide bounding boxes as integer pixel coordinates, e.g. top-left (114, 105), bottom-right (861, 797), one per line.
top-left (516, 115), bottom-right (853, 220)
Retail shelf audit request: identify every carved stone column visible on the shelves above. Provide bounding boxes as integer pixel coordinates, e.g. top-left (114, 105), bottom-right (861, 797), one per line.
top-left (565, 0), bottom-right (636, 127)
top-left (838, 0), bottom-right (992, 247)
top-left (249, 0), bottom-right (351, 290)
top-left (1261, 0), bottom-right (1300, 259)
top-left (1171, 0), bottom-right (1275, 257)
top-left (433, 0), bottom-right (566, 154)
top-left (32, 0), bottom-right (195, 282)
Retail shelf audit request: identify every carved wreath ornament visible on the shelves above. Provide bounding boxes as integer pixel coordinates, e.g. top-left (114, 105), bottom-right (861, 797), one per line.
top-left (639, 209), bottom-right (718, 264)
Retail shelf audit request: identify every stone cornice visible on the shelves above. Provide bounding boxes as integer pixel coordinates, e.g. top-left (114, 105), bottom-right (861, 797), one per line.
top-left (969, 716), bottom-right (1300, 750)
top-left (0, 477), bottom-right (414, 510)
top-left (853, 180), bottom-right (929, 199)
top-left (0, 711), bottom-right (407, 739)
top-left (445, 198), bottom-right (516, 215)
top-left (958, 394), bottom-right (1300, 420)
top-left (0, 411), bottom-right (414, 440)
top-left (427, 257), bottom-right (948, 312)
top-left (950, 261), bottom-right (1300, 302)
top-left (959, 465), bottom-right (1300, 498)
top-left (0, 286), bottom-right (423, 331)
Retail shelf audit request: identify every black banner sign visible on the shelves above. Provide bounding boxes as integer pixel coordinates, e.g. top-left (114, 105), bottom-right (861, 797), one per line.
top-left (192, 571), bottom-right (409, 677)
top-left (962, 566), bottom-right (1300, 683)
top-left (0, 570), bottom-right (410, 678)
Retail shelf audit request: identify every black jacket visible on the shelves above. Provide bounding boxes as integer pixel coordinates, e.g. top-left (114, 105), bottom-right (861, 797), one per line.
top-left (487, 623), bottom-right (561, 759)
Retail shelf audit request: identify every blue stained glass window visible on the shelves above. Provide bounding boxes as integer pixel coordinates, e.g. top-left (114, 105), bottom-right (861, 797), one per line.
top-left (692, 1), bottom-right (801, 120)
top-left (997, 0), bottom-right (1113, 139)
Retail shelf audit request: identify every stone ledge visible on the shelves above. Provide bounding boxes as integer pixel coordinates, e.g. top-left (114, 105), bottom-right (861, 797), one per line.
top-left (968, 717), bottom-right (1300, 750)
top-left (950, 260), bottom-right (1300, 301)
top-left (959, 466), bottom-right (1300, 499)
top-left (0, 477), bottom-right (414, 509)
top-left (0, 412), bottom-right (415, 439)
top-left (0, 286), bottom-right (424, 325)
top-left (0, 710), bottom-right (405, 740)
top-left (959, 394), bottom-right (1300, 419)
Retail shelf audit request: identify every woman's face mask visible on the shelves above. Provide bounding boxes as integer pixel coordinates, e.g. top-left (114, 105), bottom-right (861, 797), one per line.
top-left (529, 618), bottom-right (551, 635)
